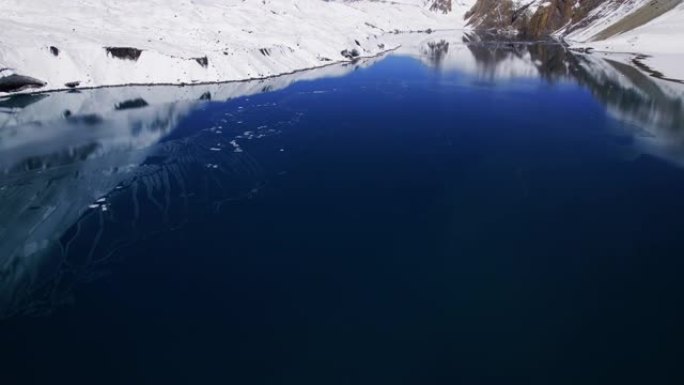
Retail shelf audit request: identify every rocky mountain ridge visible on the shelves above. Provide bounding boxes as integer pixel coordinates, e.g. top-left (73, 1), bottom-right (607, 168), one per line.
top-left (464, 0), bottom-right (682, 40)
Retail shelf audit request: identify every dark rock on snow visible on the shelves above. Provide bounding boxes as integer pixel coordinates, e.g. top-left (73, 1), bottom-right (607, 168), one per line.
top-left (0, 74), bottom-right (47, 93)
top-left (105, 47), bottom-right (143, 61)
top-left (430, 0), bottom-right (452, 14)
top-left (341, 49), bottom-right (360, 60)
top-left (194, 56), bottom-right (209, 68)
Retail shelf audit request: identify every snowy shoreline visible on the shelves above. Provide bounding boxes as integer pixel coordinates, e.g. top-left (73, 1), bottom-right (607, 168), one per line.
top-left (0, 0), bottom-right (473, 95)
top-left (1, 44), bottom-right (402, 96)
top-left (2, 33), bottom-right (682, 98)
top-left (1, 0), bottom-right (682, 96)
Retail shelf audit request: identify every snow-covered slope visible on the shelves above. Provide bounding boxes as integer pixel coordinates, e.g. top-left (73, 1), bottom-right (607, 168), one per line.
top-left (2, 0), bottom-right (681, 94)
top-left (561, 0), bottom-right (651, 41)
top-left (465, 0), bottom-right (662, 39)
top-left (567, 1), bottom-right (684, 81)
top-left (0, 0), bottom-right (474, 94)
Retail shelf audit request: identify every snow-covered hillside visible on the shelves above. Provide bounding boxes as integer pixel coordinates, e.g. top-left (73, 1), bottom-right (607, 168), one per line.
top-left (0, 0), bottom-right (474, 94)
top-left (567, 1), bottom-right (684, 81)
top-left (1, 0), bottom-right (682, 95)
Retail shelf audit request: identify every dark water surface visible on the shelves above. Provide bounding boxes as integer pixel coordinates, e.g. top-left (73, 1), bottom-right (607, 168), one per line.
top-left (2, 36), bottom-right (684, 384)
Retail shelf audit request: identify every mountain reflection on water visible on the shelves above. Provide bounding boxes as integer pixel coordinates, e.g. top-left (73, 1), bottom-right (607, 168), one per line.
top-left (1, 32), bottom-right (683, 319)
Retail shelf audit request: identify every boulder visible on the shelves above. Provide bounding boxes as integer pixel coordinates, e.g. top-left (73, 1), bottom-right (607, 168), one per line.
top-left (340, 49), bottom-right (360, 60)
top-left (0, 74), bottom-right (47, 93)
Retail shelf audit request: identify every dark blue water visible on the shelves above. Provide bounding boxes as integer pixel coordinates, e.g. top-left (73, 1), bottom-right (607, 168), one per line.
top-left (2, 41), bottom-right (684, 384)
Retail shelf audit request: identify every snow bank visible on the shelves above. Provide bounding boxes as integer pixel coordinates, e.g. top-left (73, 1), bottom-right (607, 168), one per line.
top-left (0, 0), bottom-right (472, 94)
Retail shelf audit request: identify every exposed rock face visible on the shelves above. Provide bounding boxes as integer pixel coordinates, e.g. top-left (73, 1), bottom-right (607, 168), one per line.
top-left (466, 0), bottom-right (592, 38)
top-left (429, 0), bottom-right (452, 13)
top-left (0, 74), bottom-right (46, 93)
top-left (341, 49), bottom-right (360, 59)
top-left (465, 0), bottom-right (521, 34)
top-left (524, 0), bottom-right (579, 38)
top-left (105, 47), bottom-right (143, 61)
top-left (464, 0), bottom-right (674, 40)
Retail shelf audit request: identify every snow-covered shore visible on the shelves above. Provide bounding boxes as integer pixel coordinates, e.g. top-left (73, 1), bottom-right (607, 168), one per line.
top-left (0, 0), bottom-right (473, 94)
top-left (1, 0), bottom-right (683, 95)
